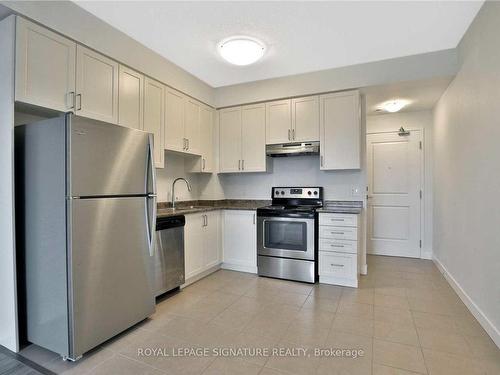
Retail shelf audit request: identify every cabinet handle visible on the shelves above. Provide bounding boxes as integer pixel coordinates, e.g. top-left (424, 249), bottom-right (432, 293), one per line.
top-left (67, 91), bottom-right (75, 110)
top-left (330, 244), bottom-right (345, 248)
top-left (202, 158), bottom-right (206, 171)
top-left (330, 218), bottom-right (344, 222)
top-left (292, 129), bottom-right (295, 140)
top-left (242, 159), bottom-right (245, 170)
top-left (331, 263), bottom-right (344, 267)
top-left (238, 159), bottom-right (241, 170)
top-left (76, 94), bottom-right (82, 111)
top-left (253, 213), bottom-right (256, 224)
top-left (320, 155), bottom-right (324, 167)
top-left (186, 139), bottom-right (189, 150)
top-left (330, 231), bottom-right (345, 235)
top-left (288, 129), bottom-right (291, 141)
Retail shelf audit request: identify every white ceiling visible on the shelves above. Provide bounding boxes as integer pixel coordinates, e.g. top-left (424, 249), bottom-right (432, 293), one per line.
top-left (74, 1), bottom-right (482, 88)
top-left (362, 77), bottom-right (453, 115)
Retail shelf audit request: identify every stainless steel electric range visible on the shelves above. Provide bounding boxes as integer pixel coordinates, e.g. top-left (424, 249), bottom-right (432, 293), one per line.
top-left (256, 187), bottom-right (323, 283)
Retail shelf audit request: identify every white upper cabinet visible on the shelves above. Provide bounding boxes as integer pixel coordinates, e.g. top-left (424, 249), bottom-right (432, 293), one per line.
top-left (292, 96), bottom-right (319, 142)
top-left (15, 17), bottom-right (76, 112)
top-left (143, 77), bottom-right (165, 168)
top-left (219, 107), bottom-right (242, 173)
top-left (165, 88), bottom-right (206, 156)
top-left (266, 99), bottom-right (291, 144)
top-left (165, 87), bottom-right (185, 152)
top-left (219, 105), bottom-right (266, 173)
top-left (241, 104), bottom-right (266, 172)
top-left (197, 106), bottom-right (214, 172)
top-left (118, 65), bottom-right (144, 130)
top-left (75, 45), bottom-right (119, 124)
top-left (184, 98), bottom-right (201, 155)
top-left (266, 96), bottom-right (319, 144)
top-left (320, 90), bottom-right (361, 170)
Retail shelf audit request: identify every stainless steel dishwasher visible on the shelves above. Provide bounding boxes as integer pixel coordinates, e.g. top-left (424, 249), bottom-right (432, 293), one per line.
top-left (153, 215), bottom-right (185, 297)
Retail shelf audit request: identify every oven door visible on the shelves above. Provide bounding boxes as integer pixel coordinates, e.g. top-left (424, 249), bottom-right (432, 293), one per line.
top-left (257, 216), bottom-right (315, 260)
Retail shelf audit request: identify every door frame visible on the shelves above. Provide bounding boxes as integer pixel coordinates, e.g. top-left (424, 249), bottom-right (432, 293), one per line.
top-left (366, 128), bottom-right (425, 259)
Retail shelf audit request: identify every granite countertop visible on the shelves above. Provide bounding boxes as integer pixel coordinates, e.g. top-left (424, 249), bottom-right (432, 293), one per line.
top-left (316, 200), bottom-right (363, 214)
top-left (157, 200), bottom-right (270, 218)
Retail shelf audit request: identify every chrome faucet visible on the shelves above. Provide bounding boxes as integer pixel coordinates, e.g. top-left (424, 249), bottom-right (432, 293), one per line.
top-left (171, 177), bottom-right (192, 209)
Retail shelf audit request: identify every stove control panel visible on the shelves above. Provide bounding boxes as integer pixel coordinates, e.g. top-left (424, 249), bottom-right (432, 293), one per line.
top-left (272, 187), bottom-right (321, 199)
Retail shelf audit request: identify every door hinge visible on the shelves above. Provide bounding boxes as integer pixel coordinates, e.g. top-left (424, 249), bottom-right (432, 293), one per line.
top-left (419, 240), bottom-right (422, 248)
top-left (419, 141), bottom-right (422, 150)
top-left (419, 190), bottom-right (423, 199)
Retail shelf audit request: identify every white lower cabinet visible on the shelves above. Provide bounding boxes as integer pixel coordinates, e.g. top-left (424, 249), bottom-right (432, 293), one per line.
top-left (222, 210), bottom-right (257, 273)
top-left (319, 212), bottom-right (360, 287)
top-left (184, 211), bottom-right (221, 282)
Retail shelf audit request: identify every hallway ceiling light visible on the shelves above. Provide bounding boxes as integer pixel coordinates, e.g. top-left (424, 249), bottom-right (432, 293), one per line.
top-left (380, 99), bottom-right (410, 113)
top-left (218, 36), bottom-right (265, 66)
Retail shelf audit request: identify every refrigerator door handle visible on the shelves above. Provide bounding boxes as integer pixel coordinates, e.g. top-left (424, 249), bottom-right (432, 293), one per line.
top-left (146, 194), bottom-right (157, 257)
top-left (147, 134), bottom-right (157, 196)
top-left (146, 134), bottom-right (157, 256)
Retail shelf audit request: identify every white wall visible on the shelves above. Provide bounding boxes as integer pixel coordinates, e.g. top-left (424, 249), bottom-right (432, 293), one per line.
top-left (433, 1), bottom-right (500, 347)
top-left (367, 111), bottom-right (433, 258)
top-left (0, 15), bottom-right (18, 352)
top-left (156, 153), bottom-right (201, 203)
top-left (217, 157), bottom-right (363, 201)
top-left (2, 0), bottom-right (214, 106)
top-left (215, 50), bottom-right (457, 108)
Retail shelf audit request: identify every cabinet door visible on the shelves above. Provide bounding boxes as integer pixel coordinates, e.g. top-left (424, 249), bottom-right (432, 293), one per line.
top-left (143, 77), bottom-right (165, 168)
top-left (15, 17), bottom-right (76, 112)
top-left (219, 107), bottom-right (242, 173)
top-left (184, 214), bottom-right (204, 280)
top-left (165, 88), bottom-right (185, 152)
top-left (199, 106), bottom-right (214, 172)
top-left (76, 45), bottom-right (119, 124)
top-left (266, 99), bottom-right (291, 144)
top-left (184, 99), bottom-right (201, 155)
top-left (241, 104), bottom-right (266, 172)
top-left (222, 210), bottom-right (257, 273)
top-left (204, 211), bottom-right (221, 268)
top-left (292, 96), bottom-right (319, 142)
top-left (118, 65), bottom-right (144, 130)
top-left (320, 91), bottom-right (360, 170)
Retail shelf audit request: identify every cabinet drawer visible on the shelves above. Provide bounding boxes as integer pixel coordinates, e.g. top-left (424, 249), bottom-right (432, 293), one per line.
top-left (319, 238), bottom-right (357, 254)
top-left (319, 226), bottom-right (357, 240)
top-left (319, 213), bottom-right (358, 227)
top-left (319, 252), bottom-right (357, 279)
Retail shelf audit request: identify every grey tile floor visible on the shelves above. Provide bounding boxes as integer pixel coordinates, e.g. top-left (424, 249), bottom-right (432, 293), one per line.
top-left (18, 255), bottom-right (500, 375)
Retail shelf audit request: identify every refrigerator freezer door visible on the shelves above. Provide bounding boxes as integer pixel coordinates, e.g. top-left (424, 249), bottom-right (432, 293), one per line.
top-left (68, 114), bottom-right (153, 197)
top-left (68, 197), bottom-right (155, 358)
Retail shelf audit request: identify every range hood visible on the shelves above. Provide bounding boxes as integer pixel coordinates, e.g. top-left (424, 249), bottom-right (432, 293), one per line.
top-left (266, 142), bottom-right (320, 157)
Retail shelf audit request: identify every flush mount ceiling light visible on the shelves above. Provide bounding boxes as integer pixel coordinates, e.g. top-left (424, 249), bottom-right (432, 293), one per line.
top-left (218, 36), bottom-right (265, 66)
top-left (380, 99), bottom-right (410, 113)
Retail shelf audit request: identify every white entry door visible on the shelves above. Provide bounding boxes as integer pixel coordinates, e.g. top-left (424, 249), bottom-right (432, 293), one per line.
top-left (367, 130), bottom-right (422, 258)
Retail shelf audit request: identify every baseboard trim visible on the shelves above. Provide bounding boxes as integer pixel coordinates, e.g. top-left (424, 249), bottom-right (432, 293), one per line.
top-left (433, 256), bottom-right (500, 349)
top-left (182, 264), bottom-right (221, 288)
top-left (221, 262), bottom-right (257, 274)
top-left (420, 249), bottom-right (433, 260)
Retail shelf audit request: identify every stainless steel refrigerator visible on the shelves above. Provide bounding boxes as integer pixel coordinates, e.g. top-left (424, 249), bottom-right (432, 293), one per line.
top-left (15, 113), bottom-right (157, 361)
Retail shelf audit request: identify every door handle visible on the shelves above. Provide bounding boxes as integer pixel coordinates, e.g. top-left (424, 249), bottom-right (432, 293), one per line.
top-left (146, 194), bottom-right (157, 257)
top-left (76, 94), bottom-right (82, 111)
